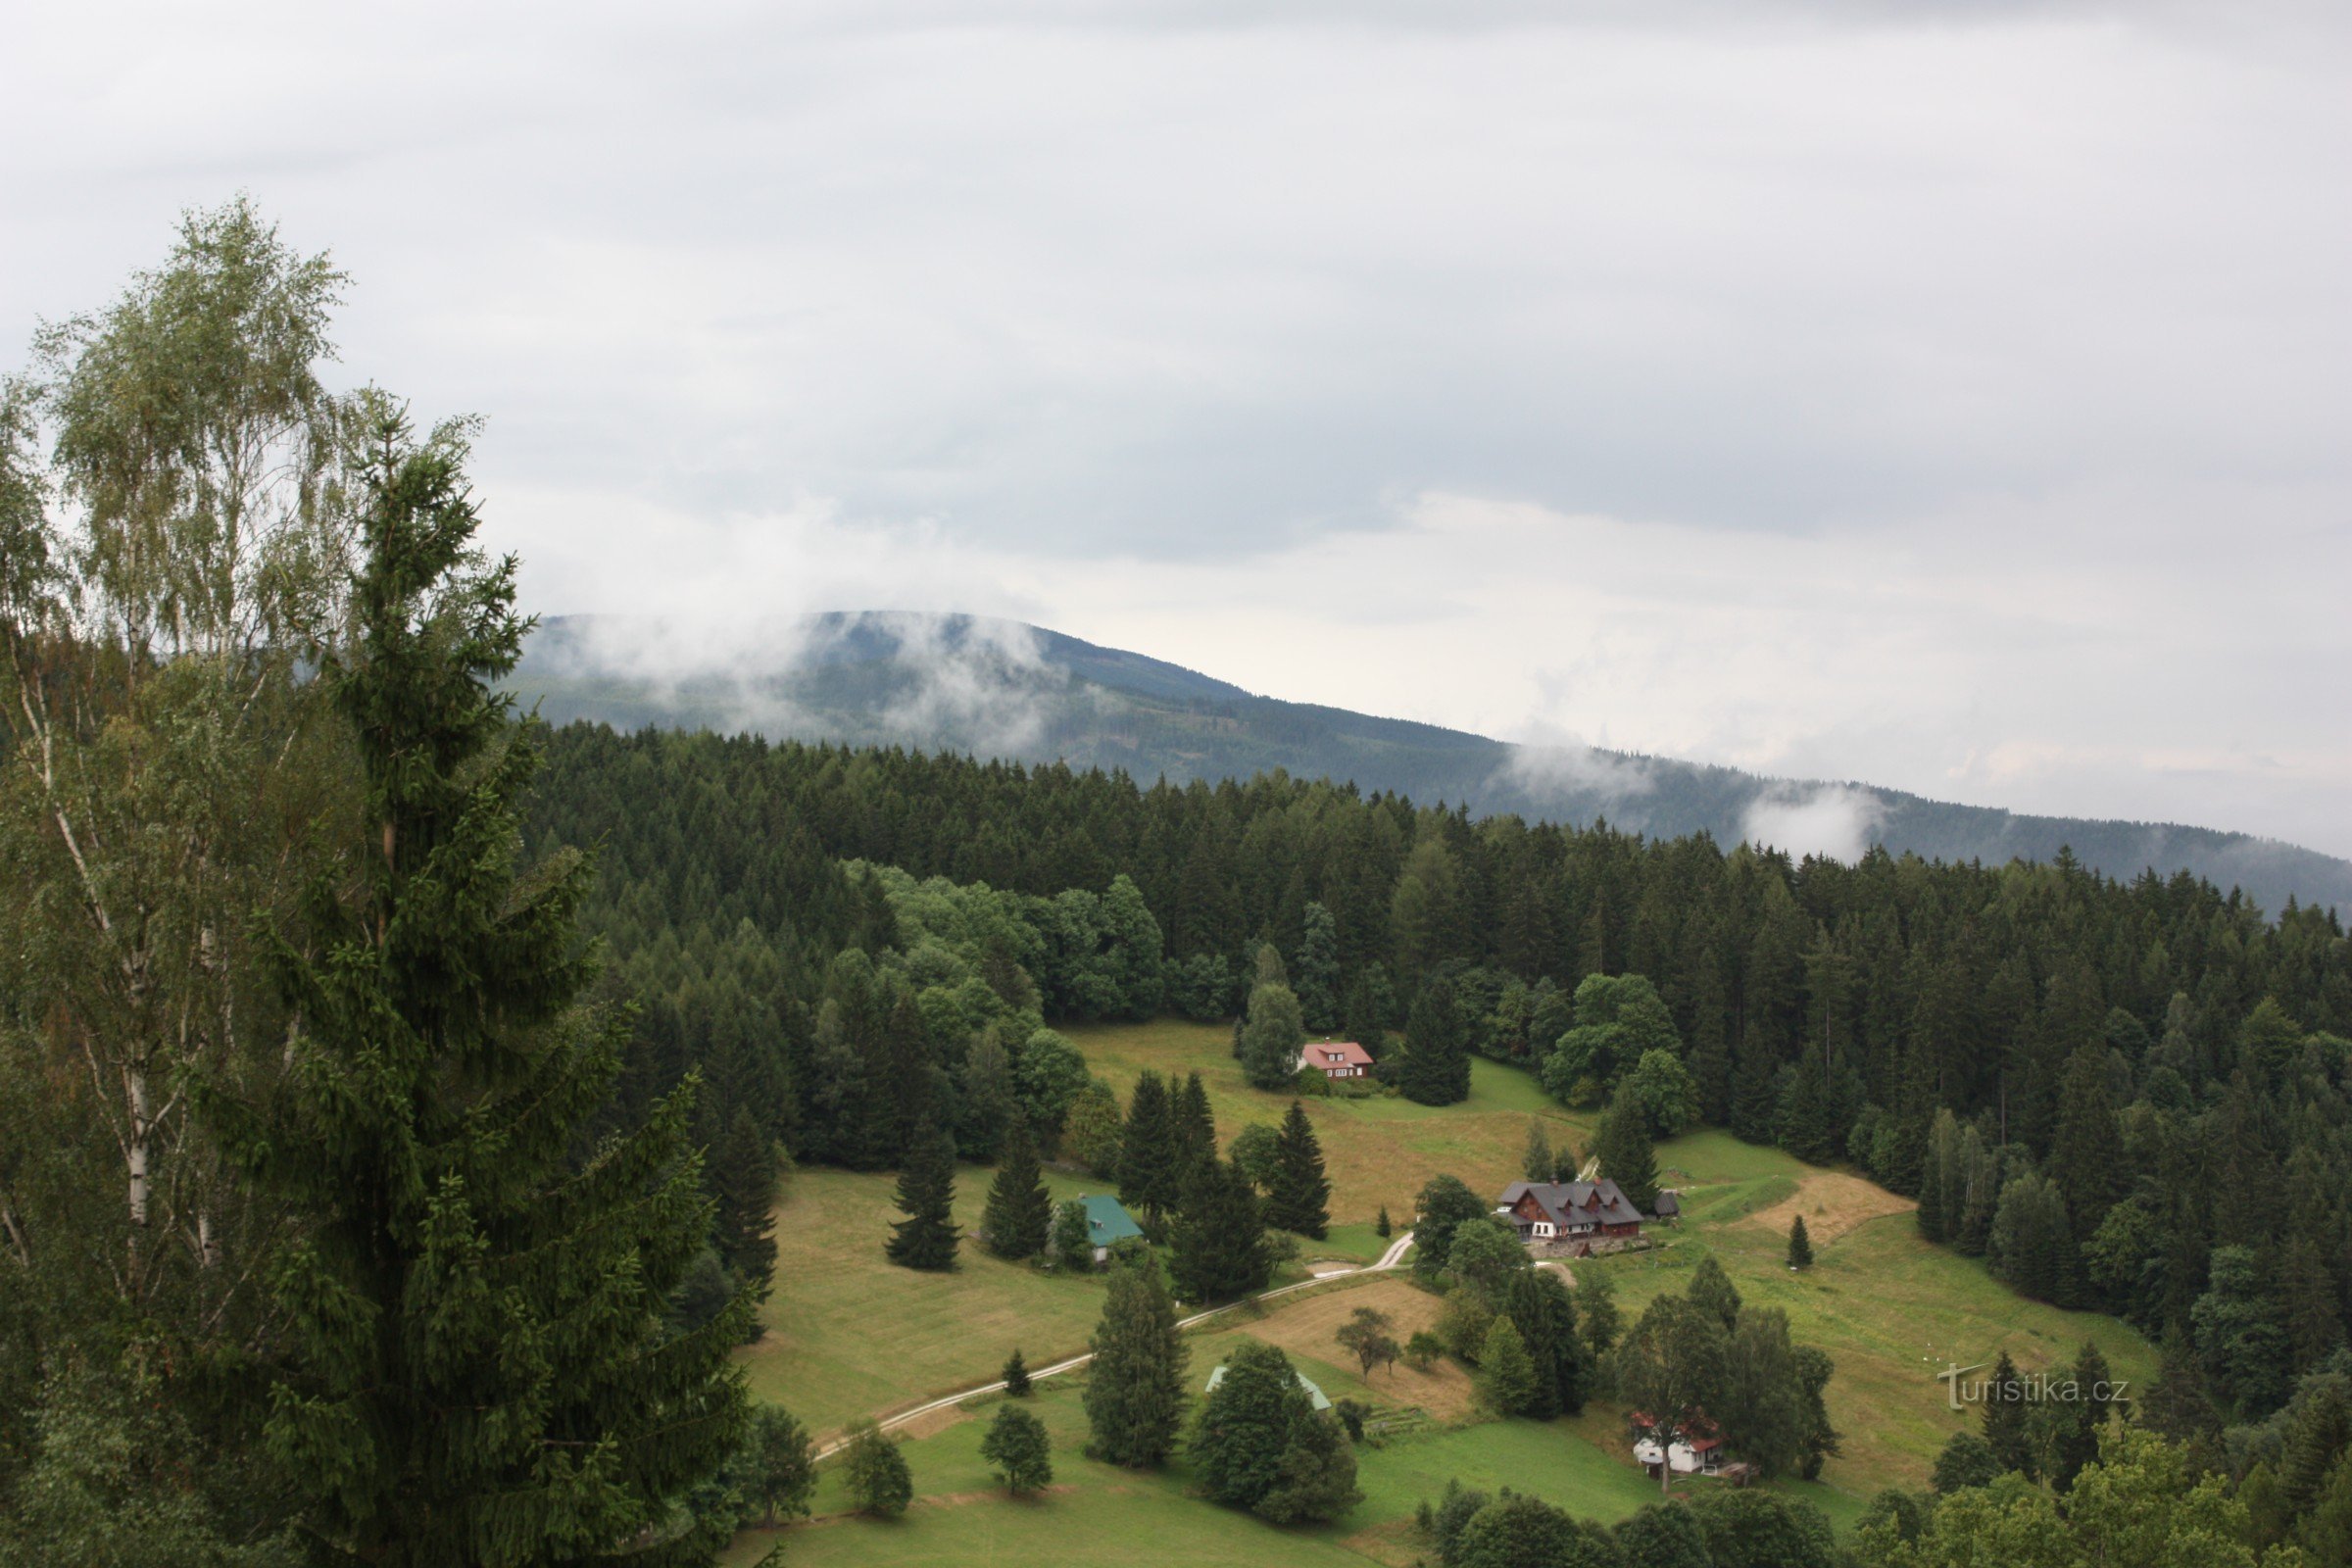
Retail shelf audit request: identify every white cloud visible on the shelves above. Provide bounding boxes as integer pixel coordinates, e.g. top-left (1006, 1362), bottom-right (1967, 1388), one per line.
top-left (1740, 786), bottom-right (1888, 864)
top-left (4, 1), bottom-right (2350, 854)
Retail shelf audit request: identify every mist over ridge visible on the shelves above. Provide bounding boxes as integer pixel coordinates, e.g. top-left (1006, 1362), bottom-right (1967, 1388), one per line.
top-left (512, 611), bottom-right (2352, 917)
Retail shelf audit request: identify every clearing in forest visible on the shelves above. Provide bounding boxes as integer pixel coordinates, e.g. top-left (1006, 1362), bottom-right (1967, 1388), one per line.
top-left (1742, 1170), bottom-right (1916, 1245)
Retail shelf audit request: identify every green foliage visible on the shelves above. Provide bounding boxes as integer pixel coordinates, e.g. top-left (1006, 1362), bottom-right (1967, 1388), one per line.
top-left (843, 1422), bottom-right (913, 1519)
top-left (1475, 1317), bottom-right (1542, 1415)
top-left (1059, 1078), bottom-right (1125, 1176)
top-left (1453, 1494), bottom-right (1615, 1568)
top-left (1788, 1213), bottom-right (1814, 1269)
top-left (208, 414), bottom-right (750, 1566)
top-left (979, 1401), bottom-right (1054, 1495)
top-left (743, 1405), bottom-right (815, 1528)
top-left (1400, 973), bottom-right (1472, 1106)
top-left (1191, 1343), bottom-right (1359, 1524)
top-left (1446, 1217), bottom-right (1532, 1300)
top-left (1265, 1100), bottom-right (1332, 1239)
top-left (1543, 972), bottom-right (1681, 1107)
top-left (1083, 1258), bottom-right (1188, 1467)
top-left (1170, 1156), bottom-right (1272, 1304)
top-left (1241, 980), bottom-right (1307, 1092)
top-left (887, 1118), bottom-right (961, 1270)
top-left (1003, 1348), bottom-right (1032, 1396)
top-left (1520, 1117), bottom-right (1554, 1182)
top-left (1412, 1173), bottom-right (1491, 1282)
top-left (982, 1116), bottom-right (1053, 1261)
top-left (1228, 1122), bottom-right (1281, 1190)
top-left (1337, 1306), bottom-right (1401, 1377)
top-left (1624, 1048), bottom-right (1701, 1138)
top-left (1294, 902), bottom-right (1342, 1032)
top-left (1117, 1070), bottom-right (1183, 1221)
top-left (1503, 1265), bottom-right (1591, 1418)
top-left (1052, 1199), bottom-right (1094, 1271)
top-left (1593, 1089), bottom-right (1659, 1212)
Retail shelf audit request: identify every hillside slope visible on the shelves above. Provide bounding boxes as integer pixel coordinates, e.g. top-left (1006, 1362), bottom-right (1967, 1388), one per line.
top-left (511, 612), bottom-right (2352, 914)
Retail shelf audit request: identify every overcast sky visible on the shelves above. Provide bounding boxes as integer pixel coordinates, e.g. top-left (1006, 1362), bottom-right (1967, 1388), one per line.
top-left (8, 1), bottom-right (2351, 855)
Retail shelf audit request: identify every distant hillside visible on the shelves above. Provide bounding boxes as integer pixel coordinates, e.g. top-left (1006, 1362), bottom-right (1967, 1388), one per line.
top-left (511, 612), bottom-right (2352, 916)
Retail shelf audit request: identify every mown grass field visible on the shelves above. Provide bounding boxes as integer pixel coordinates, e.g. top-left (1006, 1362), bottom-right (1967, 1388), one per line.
top-left (740, 1163), bottom-right (1120, 1438)
top-left (1580, 1127), bottom-right (2158, 1498)
top-left (1063, 1017), bottom-right (1590, 1231)
top-left (732, 1022), bottom-right (2157, 1560)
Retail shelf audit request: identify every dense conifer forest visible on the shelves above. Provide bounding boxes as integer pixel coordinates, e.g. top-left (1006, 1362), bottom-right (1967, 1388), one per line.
top-left (532, 726), bottom-right (2352, 1418)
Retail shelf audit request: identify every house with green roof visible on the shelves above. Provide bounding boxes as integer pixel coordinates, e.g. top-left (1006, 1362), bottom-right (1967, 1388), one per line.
top-left (1204, 1362), bottom-right (1332, 1411)
top-left (1080, 1194), bottom-right (1144, 1265)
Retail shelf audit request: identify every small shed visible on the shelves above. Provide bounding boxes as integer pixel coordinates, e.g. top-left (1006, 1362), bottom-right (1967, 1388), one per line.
top-left (1081, 1194), bottom-right (1145, 1264)
top-left (1204, 1363), bottom-right (1333, 1411)
top-left (1652, 1190), bottom-right (1682, 1223)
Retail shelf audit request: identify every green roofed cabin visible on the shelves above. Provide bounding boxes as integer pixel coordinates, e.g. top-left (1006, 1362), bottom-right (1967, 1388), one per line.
top-left (1081, 1194), bottom-right (1145, 1264)
top-left (1204, 1363), bottom-right (1333, 1412)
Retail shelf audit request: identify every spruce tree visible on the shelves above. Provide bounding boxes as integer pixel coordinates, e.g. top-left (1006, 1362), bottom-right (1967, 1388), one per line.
top-left (982, 1116), bottom-right (1053, 1261)
top-left (1981, 1350), bottom-right (2035, 1479)
top-left (1342, 968), bottom-right (1389, 1058)
top-left (1521, 1117), bottom-right (1554, 1182)
top-left (1171, 1156), bottom-right (1273, 1304)
top-left (886, 1118), bottom-right (960, 1270)
top-left (1118, 1070), bottom-right (1181, 1221)
top-left (1689, 1254), bottom-right (1742, 1331)
top-left (1265, 1100), bottom-right (1332, 1240)
top-left (1375, 1205), bottom-right (1393, 1239)
top-left (1172, 1071), bottom-right (1217, 1182)
top-left (1788, 1214), bottom-right (1814, 1270)
top-left (1502, 1266), bottom-right (1589, 1418)
top-left (1400, 973), bottom-right (1471, 1106)
top-left (1476, 1317), bottom-right (1541, 1415)
top-left (1003, 1347), bottom-right (1033, 1396)
top-left (212, 416), bottom-right (750, 1565)
top-left (1594, 1089), bottom-right (1659, 1212)
top-left (712, 1103), bottom-right (781, 1317)
top-left (1084, 1259), bottom-right (1189, 1467)
top-left (1294, 902), bottom-right (1342, 1031)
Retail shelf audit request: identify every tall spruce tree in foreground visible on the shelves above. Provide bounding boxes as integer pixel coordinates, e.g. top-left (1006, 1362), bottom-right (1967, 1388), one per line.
top-left (214, 413), bottom-right (750, 1565)
top-left (982, 1116), bottom-right (1052, 1260)
top-left (1265, 1101), bottom-right (1332, 1239)
top-left (1084, 1258), bottom-right (1188, 1466)
top-left (887, 1119), bottom-right (960, 1270)
top-left (1400, 973), bottom-right (1471, 1105)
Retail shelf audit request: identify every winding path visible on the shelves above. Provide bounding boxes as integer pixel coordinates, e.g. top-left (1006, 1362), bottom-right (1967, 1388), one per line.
top-left (814, 1229), bottom-right (1416, 1458)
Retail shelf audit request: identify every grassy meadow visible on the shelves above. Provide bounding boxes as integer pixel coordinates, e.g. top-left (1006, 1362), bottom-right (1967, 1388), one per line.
top-left (1062, 1016), bottom-right (1591, 1240)
top-left (732, 1020), bottom-right (2156, 1560)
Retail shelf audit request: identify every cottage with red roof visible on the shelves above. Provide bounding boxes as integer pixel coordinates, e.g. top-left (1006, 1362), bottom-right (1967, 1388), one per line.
top-left (1298, 1040), bottom-right (1374, 1080)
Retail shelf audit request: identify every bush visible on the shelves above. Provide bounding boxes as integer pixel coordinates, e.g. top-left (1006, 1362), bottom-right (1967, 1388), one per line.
top-left (1404, 1330), bottom-right (1446, 1371)
top-left (843, 1422), bottom-right (912, 1519)
top-left (979, 1402), bottom-right (1054, 1495)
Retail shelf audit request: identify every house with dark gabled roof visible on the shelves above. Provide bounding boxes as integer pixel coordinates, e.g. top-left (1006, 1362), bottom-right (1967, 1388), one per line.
top-left (1496, 1178), bottom-right (1644, 1247)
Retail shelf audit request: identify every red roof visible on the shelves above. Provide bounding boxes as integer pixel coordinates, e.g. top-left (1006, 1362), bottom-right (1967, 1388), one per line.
top-left (1309, 1041), bottom-right (1374, 1069)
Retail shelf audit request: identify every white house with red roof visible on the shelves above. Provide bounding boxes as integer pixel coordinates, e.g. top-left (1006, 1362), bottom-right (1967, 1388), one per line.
top-left (1297, 1040), bottom-right (1374, 1080)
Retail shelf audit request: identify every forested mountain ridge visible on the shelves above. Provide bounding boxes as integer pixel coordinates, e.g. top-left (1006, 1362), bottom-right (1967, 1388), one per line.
top-left (512, 612), bottom-right (2352, 916)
